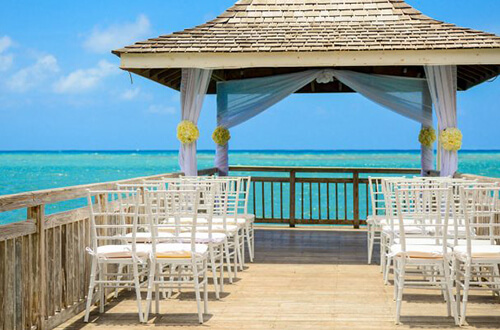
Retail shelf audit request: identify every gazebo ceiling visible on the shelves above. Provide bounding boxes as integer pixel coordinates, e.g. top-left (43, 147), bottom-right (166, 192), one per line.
top-left (113, 0), bottom-right (500, 93)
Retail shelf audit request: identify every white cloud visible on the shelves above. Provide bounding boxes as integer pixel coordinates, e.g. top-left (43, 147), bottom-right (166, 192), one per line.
top-left (0, 36), bottom-right (11, 53)
top-left (120, 87), bottom-right (141, 100)
top-left (7, 54), bottom-right (59, 92)
top-left (0, 36), bottom-right (14, 71)
top-left (53, 60), bottom-right (119, 93)
top-left (83, 14), bottom-right (152, 53)
top-left (147, 104), bottom-right (177, 115)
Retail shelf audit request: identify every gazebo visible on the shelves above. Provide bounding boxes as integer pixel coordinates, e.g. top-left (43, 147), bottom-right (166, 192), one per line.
top-left (112, 0), bottom-right (500, 177)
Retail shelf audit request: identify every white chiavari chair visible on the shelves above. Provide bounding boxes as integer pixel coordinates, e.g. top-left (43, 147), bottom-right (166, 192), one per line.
top-left (144, 188), bottom-right (210, 324)
top-left (172, 180), bottom-right (228, 299)
top-left (84, 189), bottom-right (150, 323)
top-left (455, 186), bottom-right (500, 325)
top-left (367, 177), bottom-right (386, 264)
top-left (166, 177), bottom-right (239, 283)
top-left (392, 186), bottom-right (458, 325)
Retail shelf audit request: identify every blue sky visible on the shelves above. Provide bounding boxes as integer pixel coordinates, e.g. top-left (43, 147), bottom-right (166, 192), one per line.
top-left (0, 0), bottom-right (499, 151)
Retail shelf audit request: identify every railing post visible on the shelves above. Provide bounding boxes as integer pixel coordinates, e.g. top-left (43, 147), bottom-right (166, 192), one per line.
top-left (353, 172), bottom-right (360, 229)
top-left (28, 205), bottom-right (46, 330)
top-left (289, 170), bottom-right (296, 228)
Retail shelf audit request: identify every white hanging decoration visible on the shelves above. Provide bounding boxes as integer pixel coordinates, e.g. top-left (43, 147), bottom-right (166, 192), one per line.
top-left (315, 70), bottom-right (335, 84)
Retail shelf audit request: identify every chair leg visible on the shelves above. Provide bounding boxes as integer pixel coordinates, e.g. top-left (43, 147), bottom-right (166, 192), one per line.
top-left (99, 265), bottom-right (105, 313)
top-left (245, 223), bottom-right (254, 262)
top-left (454, 260), bottom-right (462, 323)
top-left (209, 245), bottom-right (220, 300)
top-left (167, 265), bottom-right (175, 299)
top-left (219, 245), bottom-right (225, 293)
top-left (192, 260), bottom-right (204, 324)
top-left (132, 262), bottom-right (145, 323)
top-left (380, 235), bottom-right (386, 273)
top-left (203, 259), bottom-right (209, 314)
top-left (240, 229), bottom-right (246, 268)
top-left (144, 261), bottom-right (156, 322)
top-left (84, 258), bottom-right (98, 322)
top-left (395, 258), bottom-right (405, 325)
top-left (460, 264), bottom-right (472, 326)
top-left (114, 264), bottom-right (124, 298)
top-left (439, 264), bottom-right (452, 318)
top-left (384, 256), bottom-right (392, 285)
top-left (250, 225), bottom-right (255, 259)
top-left (155, 282), bottom-right (160, 315)
top-left (234, 234), bottom-right (242, 273)
top-left (367, 223), bottom-right (373, 264)
top-left (224, 240), bottom-right (233, 284)
top-left (443, 260), bottom-right (458, 325)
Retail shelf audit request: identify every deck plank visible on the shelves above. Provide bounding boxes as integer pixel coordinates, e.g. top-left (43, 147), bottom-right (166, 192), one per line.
top-left (56, 228), bottom-right (500, 330)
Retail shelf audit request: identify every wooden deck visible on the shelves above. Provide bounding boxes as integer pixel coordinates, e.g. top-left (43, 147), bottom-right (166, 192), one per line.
top-left (57, 228), bottom-right (500, 330)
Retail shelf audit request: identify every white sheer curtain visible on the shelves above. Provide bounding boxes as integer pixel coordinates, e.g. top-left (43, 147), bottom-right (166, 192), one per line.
top-left (179, 68), bottom-right (212, 176)
top-left (421, 91), bottom-right (434, 175)
top-left (424, 65), bottom-right (458, 177)
top-left (215, 69), bottom-right (433, 174)
top-left (216, 70), bottom-right (322, 174)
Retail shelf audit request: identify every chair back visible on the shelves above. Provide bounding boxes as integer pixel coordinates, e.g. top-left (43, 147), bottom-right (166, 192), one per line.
top-left (460, 186), bottom-right (500, 255)
top-left (368, 177), bottom-right (386, 219)
top-left (395, 186), bottom-right (453, 255)
top-left (86, 189), bottom-right (143, 257)
top-left (145, 189), bottom-right (201, 256)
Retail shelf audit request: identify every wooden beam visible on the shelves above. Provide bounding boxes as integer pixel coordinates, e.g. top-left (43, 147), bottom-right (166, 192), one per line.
top-left (120, 49), bottom-right (500, 70)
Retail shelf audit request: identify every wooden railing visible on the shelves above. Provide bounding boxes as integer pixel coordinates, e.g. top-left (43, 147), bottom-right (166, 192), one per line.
top-left (2, 165), bottom-right (493, 330)
top-left (229, 166), bottom-right (422, 228)
top-left (0, 168), bottom-right (218, 330)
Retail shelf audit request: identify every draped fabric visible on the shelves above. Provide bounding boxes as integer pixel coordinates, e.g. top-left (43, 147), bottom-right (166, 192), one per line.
top-left (179, 68), bottom-right (212, 176)
top-left (217, 70), bottom-right (322, 128)
top-left (424, 66), bottom-right (458, 177)
top-left (215, 69), bottom-right (433, 174)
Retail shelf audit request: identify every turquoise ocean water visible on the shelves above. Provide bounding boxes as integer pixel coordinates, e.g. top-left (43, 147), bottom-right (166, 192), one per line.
top-left (0, 150), bottom-right (499, 224)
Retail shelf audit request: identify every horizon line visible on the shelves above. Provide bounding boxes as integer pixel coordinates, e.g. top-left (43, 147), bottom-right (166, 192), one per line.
top-left (1, 149), bottom-right (500, 153)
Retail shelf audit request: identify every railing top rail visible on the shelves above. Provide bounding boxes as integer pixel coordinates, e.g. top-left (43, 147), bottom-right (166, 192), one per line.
top-left (458, 173), bottom-right (500, 184)
top-left (0, 167), bottom-right (218, 212)
top-left (229, 165), bottom-right (421, 174)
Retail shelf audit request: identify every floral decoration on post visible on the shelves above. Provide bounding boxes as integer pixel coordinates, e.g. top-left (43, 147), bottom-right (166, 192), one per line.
top-left (177, 120), bottom-right (199, 144)
top-left (440, 127), bottom-right (463, 151)
top-left (212, 126), bottom-right (231, 146)
top-left (418, 126), bottom-right (436, 147)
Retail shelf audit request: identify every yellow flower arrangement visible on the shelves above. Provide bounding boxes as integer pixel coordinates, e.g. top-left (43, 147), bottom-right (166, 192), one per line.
top-left (176, 120), bottom-right (199, 144)
top-left (439, 128), bottom-right (462, 151)
top-left (418, 127), bottom-right (436, 148)
top-left (212, 126), bottom-right (231, 146)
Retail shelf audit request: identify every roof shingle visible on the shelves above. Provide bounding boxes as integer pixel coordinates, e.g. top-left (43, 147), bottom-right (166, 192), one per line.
top-left (114, 0), bottom-right (500, 55)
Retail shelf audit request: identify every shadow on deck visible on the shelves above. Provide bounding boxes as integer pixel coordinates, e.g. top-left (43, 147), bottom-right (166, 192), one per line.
top-left (57, 228), bottom-right (500, 330)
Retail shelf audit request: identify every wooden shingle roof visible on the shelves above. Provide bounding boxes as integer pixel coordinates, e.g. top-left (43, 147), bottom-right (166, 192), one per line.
top-left (114, 0), bottom-right (500, 55)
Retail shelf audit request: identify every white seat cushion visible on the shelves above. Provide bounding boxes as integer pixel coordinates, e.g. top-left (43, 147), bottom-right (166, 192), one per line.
top-left (367, 216), bottom-right (385, 225)
top-left (390, 244), bottom-right (451, 259)
top-left (178, 232), bottom-right (227, 243)
top-left (453, 245), bottom-right (500, 259)
top-left (155, 243), bottom-right (208, 259)
top-left (383, 225), bottom-right (425, 235)
top-left (239, 213), bottom-right (255, 221)
top-left (125, 232), bottom-right (173, 242)
top-left (450, 239), bottom-right (494, 247)
top-left (394, 238), bottom-right (442, 245)
top-left (95, 244), bottom-right (150, 259)
top-left (212, 216), bottom-right (247, 225)
top-left (196, 224), bottom-right (238, 233)
top-left (177, 216), bottom-right (247, 226)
